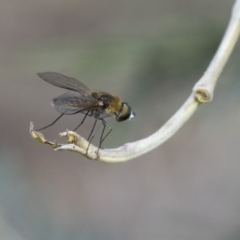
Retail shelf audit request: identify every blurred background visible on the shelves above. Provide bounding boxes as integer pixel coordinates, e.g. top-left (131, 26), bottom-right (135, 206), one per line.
top-left (0, 0), bottom-right (240, 239)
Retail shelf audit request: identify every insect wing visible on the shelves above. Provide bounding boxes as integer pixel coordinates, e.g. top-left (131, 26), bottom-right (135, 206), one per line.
top-left (52, 91), bottom-right (101, 115)
top-left (37, 72), bottom-right (91, 94)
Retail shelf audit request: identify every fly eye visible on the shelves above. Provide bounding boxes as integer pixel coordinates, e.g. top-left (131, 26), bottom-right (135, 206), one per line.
top-left (116, 102), bottom-right (132, 122)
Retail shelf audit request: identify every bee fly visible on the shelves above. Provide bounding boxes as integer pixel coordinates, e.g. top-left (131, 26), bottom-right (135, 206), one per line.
top-left (35, 72), bottom-right (135, 153)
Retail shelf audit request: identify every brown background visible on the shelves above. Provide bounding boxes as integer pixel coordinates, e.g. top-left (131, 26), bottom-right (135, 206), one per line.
top-left (0, 0), bottom-right (240, 239)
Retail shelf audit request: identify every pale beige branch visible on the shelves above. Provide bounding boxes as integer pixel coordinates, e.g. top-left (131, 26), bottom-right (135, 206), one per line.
top-left (30, 0), bottom-right (240, 162)
top-left (193, 0), bottom-right (240, 102)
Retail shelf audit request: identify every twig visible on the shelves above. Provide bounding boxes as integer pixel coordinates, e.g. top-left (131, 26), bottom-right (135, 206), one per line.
top-left (30, 0), bottom-right (240, 162)
top-left (193, 0), bottom-right (240, 102)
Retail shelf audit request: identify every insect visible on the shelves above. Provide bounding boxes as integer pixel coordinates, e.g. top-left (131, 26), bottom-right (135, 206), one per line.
top-left (35, 72), bottom-right (135, 153)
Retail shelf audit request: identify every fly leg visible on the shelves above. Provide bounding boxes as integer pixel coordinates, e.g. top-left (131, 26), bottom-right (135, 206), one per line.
top-left (87, 119), bottom-right (97, 141)
top-left (94, 120), bottom-right (112, 156)
top-left (73, 111), bottom-right (89, 131)
top-left (99, 120), bottom-right (112, 150)
top-left (35, 108), bottom-right (81, 131)
top-left (35, 113), bottom-right (65, 131)
top-left (86, 119), bottom-right (102, 154)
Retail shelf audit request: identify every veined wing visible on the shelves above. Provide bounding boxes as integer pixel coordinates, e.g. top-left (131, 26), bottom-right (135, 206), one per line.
top-left (37, 72), bottom-right (91, 93)
top-left (52, 91), bottom-right (101, 115)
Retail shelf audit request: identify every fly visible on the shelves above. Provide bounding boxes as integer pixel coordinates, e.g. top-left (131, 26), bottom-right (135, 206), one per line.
top-left (35, 72), bottom-right (135, 154)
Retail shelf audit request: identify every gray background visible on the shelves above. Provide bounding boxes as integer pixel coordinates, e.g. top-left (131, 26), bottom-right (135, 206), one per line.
top-left (1, 0), bottom-right (240, 239)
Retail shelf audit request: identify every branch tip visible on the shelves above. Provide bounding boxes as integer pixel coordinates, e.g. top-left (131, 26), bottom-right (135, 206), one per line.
top-left (29, 122), bottom-right (61, 148)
